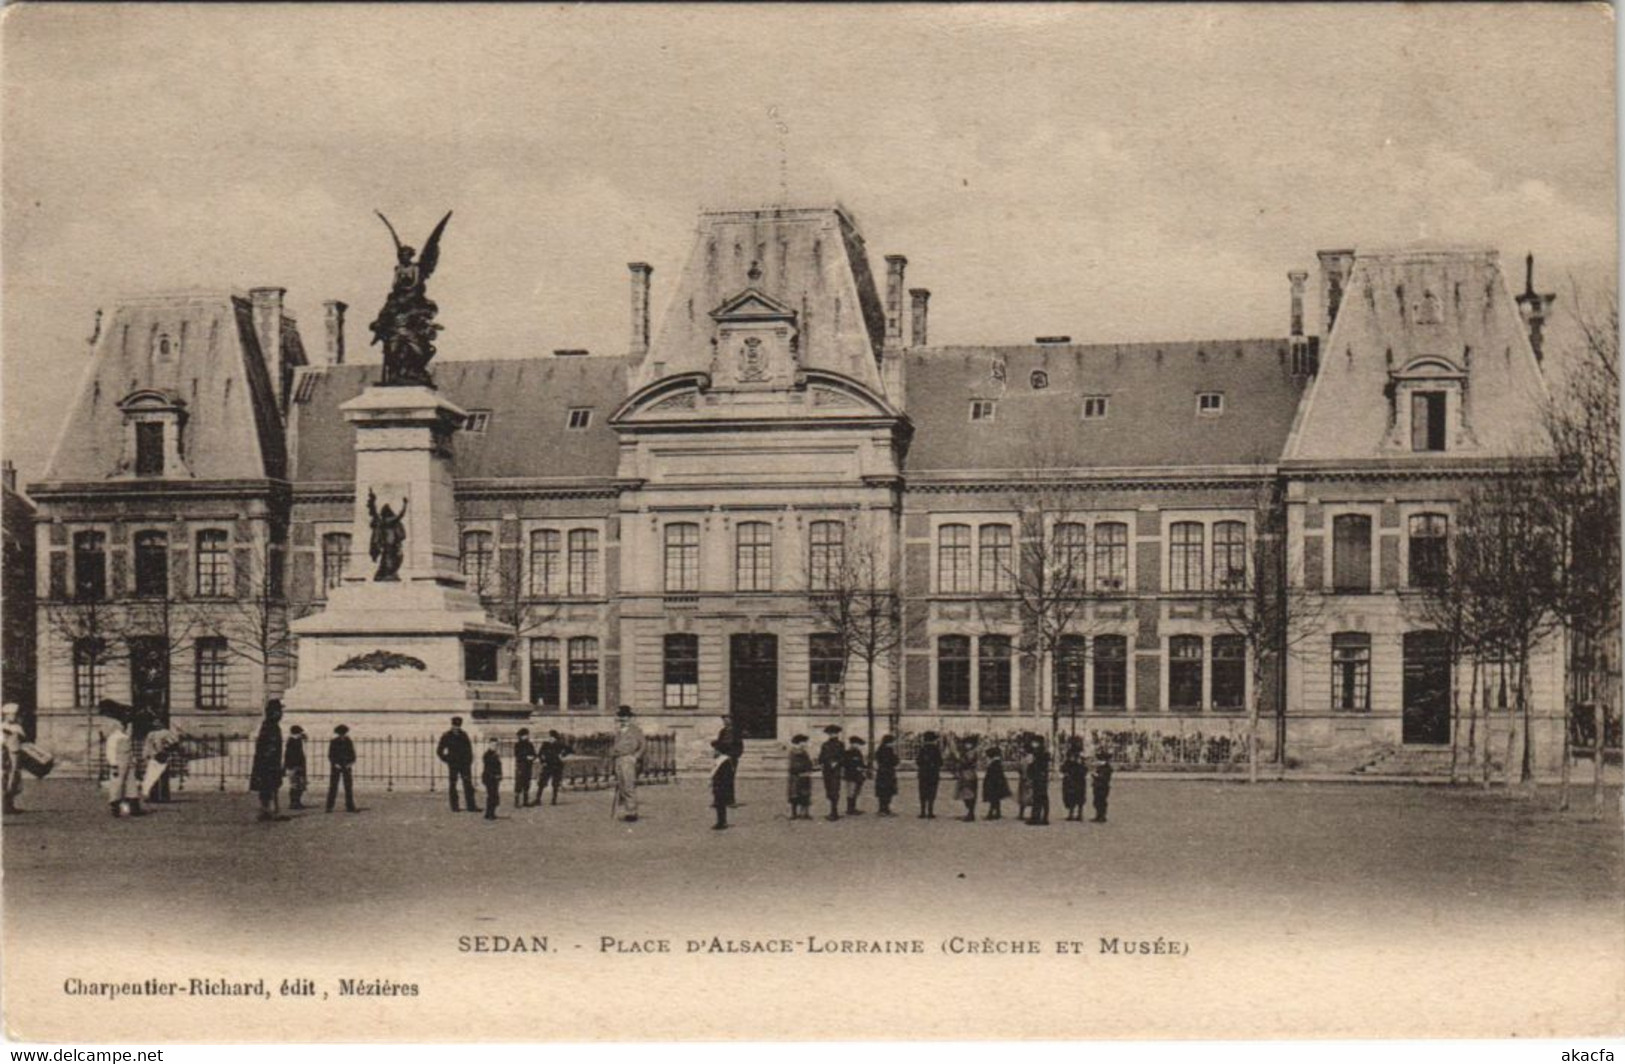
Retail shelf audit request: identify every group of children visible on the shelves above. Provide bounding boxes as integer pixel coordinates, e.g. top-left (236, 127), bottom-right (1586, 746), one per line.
top-left (772, 728), bottom-right (1113, 826)
top-left (249, 702), bottom-right (358, 819)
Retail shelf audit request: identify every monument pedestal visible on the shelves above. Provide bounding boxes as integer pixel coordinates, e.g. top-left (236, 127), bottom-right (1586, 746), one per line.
top-left (284, 385), bottom-right (527, 723)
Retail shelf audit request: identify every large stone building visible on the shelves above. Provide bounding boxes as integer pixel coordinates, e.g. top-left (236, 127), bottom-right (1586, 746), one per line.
top-left (25, 204), bottom-right (1566, 771)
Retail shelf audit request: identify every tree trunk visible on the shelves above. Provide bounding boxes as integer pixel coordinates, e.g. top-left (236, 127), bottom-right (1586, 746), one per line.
top-left (1448, 644), bottom-right (1462, 785)
top-left (1518, 640), bottom-right (1535, 790)
top-left (1558, 643), bottom-right (1573, 811)
top-left (1247, 656), bottom-right (1262, 785)
top-left (1466, 656), bottom-right (1482, 790)
top-left (866, 656), bottom-right (876, 750)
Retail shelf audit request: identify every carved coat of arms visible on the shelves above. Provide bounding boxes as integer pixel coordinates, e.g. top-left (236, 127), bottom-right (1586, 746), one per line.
top-left (738, 336), bottom-right (768, 382)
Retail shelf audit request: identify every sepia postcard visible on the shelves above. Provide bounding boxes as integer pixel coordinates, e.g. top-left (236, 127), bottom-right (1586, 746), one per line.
top-left (1, 2), bottom-right (1620, 1045)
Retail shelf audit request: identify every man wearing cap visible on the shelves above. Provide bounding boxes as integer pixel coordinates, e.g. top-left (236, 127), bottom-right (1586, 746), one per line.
top-left (873, 734), bottom-right (900, 817)
top-left (537, 729), bottom-right (570, 806)
top-left (716, 715), bottom-right (744, 806)
top-left (786, 734), bottom-right (814, 819)
top-left (327, 725), bottom-right (358, 813)
top-left (842, 736), bottom-right (868, 816)
top-left (611, 706), bottom-right (644, 822)
top-left (284, 725), bottom-right (309, 810)
top-left (513, 728), bottom-right (537, 808)
top-left (817, 725), bottom-right (844, 821)
top-left (436, 715), bottom-right (478, 813)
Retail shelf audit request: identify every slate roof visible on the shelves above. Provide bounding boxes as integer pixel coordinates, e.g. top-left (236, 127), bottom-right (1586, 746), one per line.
top-left (289, 357), bottom-right (628, 484)
top-left (901, 340), bottom-right (1310, 474)
top-left (41, 292), bottom-right (289, 483)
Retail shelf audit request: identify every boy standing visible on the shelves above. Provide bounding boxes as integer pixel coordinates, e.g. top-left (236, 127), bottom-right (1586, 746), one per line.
top-left (817, 725), bottom-right (844, 821)
top-left (1061, 739), bottom-right (1087, 821)
top-left (709, 739), bottom-right (736, 830)
top-left (982, 745), bottom-right (1010, 820)
top-left (786, 734), bottom-right (814, 820)
top-left (841, 736), bottom-right (867, 816)
top-left (513, 728), bottom-right (537, 808)
top-left (1091, 756), bottom-right (1114, 823)
top-left (284, 726), bottom-right (309, 810)
top-left (872, 734), bottom-right (900, 817)
top-left (915, 731), bottom-right (943, 819)
top-left (481, 737), bottom-right (503, 821)
top-left (327, 725), bottom-right (357, 813)
top-left (538, 730), bottom-right (570, 805)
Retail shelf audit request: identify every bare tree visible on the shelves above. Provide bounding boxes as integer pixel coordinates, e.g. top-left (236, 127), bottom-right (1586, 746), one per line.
top-left (804, 520), bottom-right (907, 748)
top-left (188, 537), bottom-right (311, 695)
top-left (1212, 478), bottom-right (1324, 783)
top-left (1543, 292), bottom-right (1619, 816)
top-left (468, 535), bottom-right (562, 697)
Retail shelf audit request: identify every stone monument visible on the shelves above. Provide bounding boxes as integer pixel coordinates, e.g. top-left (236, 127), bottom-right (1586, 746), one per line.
top-left (283, 212), bottom-right (524, 723)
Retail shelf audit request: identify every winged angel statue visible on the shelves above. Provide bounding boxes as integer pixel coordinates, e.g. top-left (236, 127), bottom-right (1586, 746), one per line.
top-left (369, 210), bottom-right (453, 386)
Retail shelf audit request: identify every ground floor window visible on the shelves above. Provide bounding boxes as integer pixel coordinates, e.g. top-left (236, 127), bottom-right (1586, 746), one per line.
top-left (979, 635), bottom-right (1013, 710)
top-left (529, 638), bottom-right (560, 708)
top-left (808, 633), bottom-right (845, 708)
top-left (568, 636), bottom-right (600, 709)
top-left (1055, 635), bottom-right (1086, 712)
top-left (1332, 633), bottom-right (1371, 711)
top-left (194, 637), bottom-right (229, 709)
top-left (1211, 635), bottom-right (1246, 710)
top-left (938, 635), bottom-right (971, 709)
top-left (664, 633), bottom-right (699, 709)
top-left (464, 641), bottom-right (499, 684)
top-left (73, 638), bottom-right (106, 708)
top-left (1169, 635), bottom-right (1204, 710)
top-left (1093, 635), bottom-right (1127, 710)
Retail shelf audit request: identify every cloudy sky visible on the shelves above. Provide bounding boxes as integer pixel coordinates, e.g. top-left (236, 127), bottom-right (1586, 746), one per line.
top-left (2, 4), bottom-right (1615, 481)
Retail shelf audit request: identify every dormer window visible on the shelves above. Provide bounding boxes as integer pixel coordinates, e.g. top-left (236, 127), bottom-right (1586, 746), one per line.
top-left (1198, 392), bottom-right (1224, 415)
top-left (135, 423), bottom-right (165, 476)
top-left (463, 410), bottom-right (491, 433)
top-left (969, 399), bottom-right (997, 422)
top-left (1388, 356), bottom-right (1468, 455)
top-left (1411, 392), bottom-right (1448, 451)
top-left (116, 390), bottom-right (188, 479)
top-left (1082, 396), bottom-right (1109, 420)
top-left (567, 408), bottom-right (593, 430)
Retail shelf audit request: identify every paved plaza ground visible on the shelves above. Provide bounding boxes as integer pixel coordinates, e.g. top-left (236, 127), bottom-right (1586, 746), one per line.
top-left (4, 774), bottom-right (1622, 1041)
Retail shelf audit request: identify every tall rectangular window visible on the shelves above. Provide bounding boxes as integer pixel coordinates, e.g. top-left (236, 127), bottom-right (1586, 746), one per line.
top-left (460, 530), bottom-right (495, 592)
top-left (663, 633), bottom-right (699, 708)
top-left (664, 523), bottom-right (699, 593)
top-left (1332, 514), bottom-right (1373, 592)
top-left (1408, 513), bottom-right (1449, 589)
top-left (1054, 634), bottom-right (1086, 712)
top-left (978, 635), bottom-right (1013, 710)
top-left (567, 529), bottom-right (600, 595)
top-left (938, 524), bottom-right (972, 593)
top-left (1169, 522), bottom-right (1205, 592)
top-left (1094, 522), bottom-right (1128, 591)
top-left (735, 521), bottom-right (773, 592)
top-left (1169, 635), bottom-right (1204, 709)
top-left (134, 531), bottom-right (169, 598)
top-left (937, 635), bottom-right (971, 709)
top-left (321, 532), bottom-right (351, 593)
top-left (1211, 521), bottom-right (1247, 590)
top-left (978, 523), bottom-right (1013, 593)
top-left (73, 531), bottom-right (107, 601)
top-left (529, 529), bottom-right (561, 596)
top-left (135, 422), bottom-right (165, 476)
top-left (567, 636), bottom-right (600, 709)
top-left (73, 638), bottom-right (106, 707)
top-left (1411, 391), bottom-right (1447, 452)
top-left (194, 530), bottom-right (230, 597)
top-left (1054, 523), bottom-right (1088, 594)
top-left (808, 521), bottom-right (845, 591)
top-left (1331, 633), bottom-right (1372, 710)
top-left (529, 637), bottom-right (560, 708)
top-left (809, 632), bottom-right (845, 707)
top-left (194, 637), bottom-right (229, 709)
top-left (1093, 635), bottom-right (1127, 710)
top-left (1211, 634), bottom-right (1246, 710)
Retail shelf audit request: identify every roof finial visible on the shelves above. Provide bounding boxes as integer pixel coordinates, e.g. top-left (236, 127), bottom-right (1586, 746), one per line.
top-left (1524, 252), bottom-right (1535, 297)
top-left (747, 259), bottom-right (762, 283)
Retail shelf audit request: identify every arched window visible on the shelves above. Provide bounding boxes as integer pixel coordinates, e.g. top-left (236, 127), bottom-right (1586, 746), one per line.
top-left (529, 529), bottom-right (561, 596)
top-left (938, 524), bottom-right (972, 593)
top-left (735, 521), bottom-right (773, 592)
top-left (1408, 513), bottom-right (1449, 589)
top-left (567, 529), bottom-right (600, 595)
top-left (664, 523), bottom-right (700, 592)
top-left (808, 520), bottom-right (845, 591)
top-left (460, 530), bottom-right (495, 592)
top-left (134, 531), bottom-right (169, 598)
top-left (1169, 522), bottom-right (1204, 592)
top-left (194, 530), bottom-right (230, 597)
top-left (1212, 521), bottom-right (1247, 590)
top-left (978, 523), bottom-right (1013, 593)
top-left (320, 532), bottom-right (351, 593)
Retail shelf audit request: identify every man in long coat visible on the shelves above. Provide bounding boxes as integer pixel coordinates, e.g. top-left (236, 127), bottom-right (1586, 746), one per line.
top-left (786, 734), bottom-right (814, 820)
top-left (872, 734), bottom-right (900, 817)
top-left (249, 700), bottom-right (285, 822)
top-left (915, 731), bottom-right (943, 819)
top-left (817, 725), bottom-right (844, 821)
top-left (611, 706), bottom-right (645, 822)
top-left (436, 715), bottom-right (478, 813)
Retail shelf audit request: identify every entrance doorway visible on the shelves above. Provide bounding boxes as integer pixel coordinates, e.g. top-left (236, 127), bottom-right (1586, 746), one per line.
top-left (128, 636), bottom-right (170, 725)
top-left (1402, 631), bottom-right (1451, 745)
top-left (729, 633), bottom-right (778, 740)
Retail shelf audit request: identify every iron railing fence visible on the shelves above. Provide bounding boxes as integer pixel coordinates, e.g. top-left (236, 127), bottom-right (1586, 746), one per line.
top-left (894, 721), bottom-right (1252, 771)
top-left (92, 731), bottom-right (677, 793)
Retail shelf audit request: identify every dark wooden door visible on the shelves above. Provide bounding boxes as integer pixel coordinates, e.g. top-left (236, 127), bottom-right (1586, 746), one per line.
top-left (729, 633), bottom-right (778, 740)
top-left (129, 636), bottom-right (170, 725)
top-left (1402, 631), bottom-right (1451, 745)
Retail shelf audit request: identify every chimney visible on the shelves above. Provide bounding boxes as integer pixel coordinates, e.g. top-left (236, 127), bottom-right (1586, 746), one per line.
top-left (1515, 253), bottom-right (1558, 362)
top-left (884, 255), bottom-right (908, 347)
top-left (1, 460), bottom-right (15, 494)
top-left (628, 262), bottom-right (653, 358)
top-left (323, 300), bottom-right (348, 364)
top-left (1316, 250), bottom-right (1355, 337)
top-left (1288, 270), bottom-right (1308, 337)
top-left (249, 287), bottom-right (288, 410)
top-left (909, 288), bottom-right (930, 347)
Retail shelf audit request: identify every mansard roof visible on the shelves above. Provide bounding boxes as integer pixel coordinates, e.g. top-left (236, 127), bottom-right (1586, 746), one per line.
top-left (902, 339), bottom-right (1309, 475)
top-left (289, 357), bottom-right (627, 485)
top-left (41, 292), bottom-right (289, 483)
top-left (631, 205), bottom-right (889, 396)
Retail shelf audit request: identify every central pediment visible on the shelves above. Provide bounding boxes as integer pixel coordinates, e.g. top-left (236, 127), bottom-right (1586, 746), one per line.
top-left (710, 287), bottom-right (796, 323)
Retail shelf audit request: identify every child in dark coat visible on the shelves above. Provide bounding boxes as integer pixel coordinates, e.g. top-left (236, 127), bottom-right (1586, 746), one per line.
top-left (982, 747), bottom-right (1010, 820)
top-left (1091, 757), bottom-right (1114, 823)
top-left (916, 732), bottom-right (943, 819)
top-left (709, 740), bottom-right (736, 830)
top-left (326, 725), bottom-right (357, 813)
top-left (513, 728), bottom-right (537, 808)
top-left (481, 738), bottom-right (502, 821)
top-left (873, 735), bottom-right (900, 817)
top-left (1025, 738), bottom-right (1051, 826)
top-left (1061, 740), bottom-right (1088, 821)
top-left (841, 736), bottom-right (868, 815)
top-left (283, 725), bottom-right (309, 809)
top-left (787, 734), bottom-right (814, 820)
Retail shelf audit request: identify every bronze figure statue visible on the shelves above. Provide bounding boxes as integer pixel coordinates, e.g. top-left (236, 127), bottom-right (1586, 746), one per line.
top-left (367, 489), bottom-right (409, 581)
top-left (369, 210), bottom-right (453, 387)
